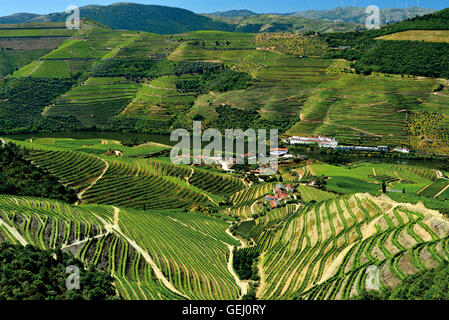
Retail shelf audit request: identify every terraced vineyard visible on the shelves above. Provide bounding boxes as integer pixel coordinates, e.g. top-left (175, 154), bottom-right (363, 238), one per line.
top-left (119, 76), bottom-right (198, 123)
top-left (82, 159), bottom-right (211, 210)
top-left (2, 8), bottom-right (449, 302)
top-left (13, 141), bottom-right (250, 210)
top-left (25, 149), bottom-right (107, 193)
top-left (236, 193), bottom-right (449, 299)
top-left (44, 77), bottom-right (140, 127)
top-left (0, 194), bottom-right (239, 300)
top-left (418, 178), bottom-right (449, 198)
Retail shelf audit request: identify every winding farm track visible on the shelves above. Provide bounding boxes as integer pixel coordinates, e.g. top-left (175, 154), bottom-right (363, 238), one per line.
top-left (256, 252), bottom-right (267, 298)
top-left (435, 183), bottom-right (449, 198)
top-left (225, 227), bottom-right (249, 298)
top-left (251, 200), bottom-right (258, 215)
top-left (97, 207), bottom-right (190, 300)
top-left (77, 156), bottom-right (109, 203)
top-left (166, 214), bottom-right (249, 298)
top-left (61, 232), bottom-right (109, 249)
top-left (0, 217), bottom-right (27, 246)
top-left (185, 167), bottom-right (219, 206)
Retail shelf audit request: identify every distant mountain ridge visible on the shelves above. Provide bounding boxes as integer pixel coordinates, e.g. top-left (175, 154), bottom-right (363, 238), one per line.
top-left (0, 3), bottom-right (232, 34)
top-left (289, 6), bottom-right (436, 24)
top-left (0, 13), bottom-right (40, 24)
top-left (0, 3), bottom-right (438, 34)
top-left (207, 10), bottom-right (258, 17)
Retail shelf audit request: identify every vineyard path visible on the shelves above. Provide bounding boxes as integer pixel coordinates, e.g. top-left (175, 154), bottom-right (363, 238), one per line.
top-left (77, 157), bottom-right (109, 202)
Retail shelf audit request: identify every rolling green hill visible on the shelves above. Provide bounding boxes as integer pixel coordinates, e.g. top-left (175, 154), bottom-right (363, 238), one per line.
top-left (22, 3), bottom-right (234, 35)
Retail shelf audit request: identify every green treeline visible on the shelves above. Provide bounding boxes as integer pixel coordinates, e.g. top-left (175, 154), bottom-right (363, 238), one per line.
top-left (233, 249), bottom-right (259, 281)
top-left (175, 67), bottom-right (252, 93)
top-left (91, 59), bottom-right (224, 80)
top-left (0, 142), bottom-right (77, 203)
top-left (91, 58), bottom-right (158, 80)
top-left (354, 40), bottom-right (449, 78)
top-left (214, 105), bottom-right (296, 133)
top-left (0, 243), bottom-right (117, 300)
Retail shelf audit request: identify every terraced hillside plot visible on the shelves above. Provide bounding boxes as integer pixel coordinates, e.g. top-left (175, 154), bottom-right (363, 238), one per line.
top-left (20, 138), bottom-right (169, 157)
top-left (187, 52), bottom-right (332, 123)
top-left (237, 193), bottom-right (449, 300)
top-left (230, 183), bottom-right (277, 206)
top-left (188, 169), bottom-right (246, 197)
top-left (169, 32), bottom-right (256, 63)
top-left (12, 60), bottom-right (72, 78)
top-left (118, 208), bottom-right (241, 299)
top-left (44, 77), bottom-right (140, 127)
top-left (0, 50), bottom-right (50, 77)
top-left (25, 149), bottom-right (107, 193)
top-left (120, 75), bottom-right (197, 122)
top-left (0, 195), bottom-right (184, 300)
top-left (81, 159), bottom-right (212, 210)
top-left (418, 178), bottom-right (449, 198)
top-left (172, 31), bottom-right (256, 48)
top-left (377, 30), bottom-right (449, 43)
top-left (116, 33), bottom-right (179, 59)
top-left (309, 163), bottom-right (437, 194)
top-left (297, 185), bottom-right (338, 202)
top-left (0, 37), bottom-right (66, 51)
top-left (42, 39), bottom-right (103, 60)
top-left (287, 74), bottom-right (436, 145)
top-left (0, 28), bottom-right (76, 37)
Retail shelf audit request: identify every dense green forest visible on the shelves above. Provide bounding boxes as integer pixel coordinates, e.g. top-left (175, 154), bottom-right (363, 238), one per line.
top-left (0, 243), bottom-right (117, 300)
top-left (354, 40), bottom-right (449, 78)
top-left (0, 142), bottom-right (77, 203)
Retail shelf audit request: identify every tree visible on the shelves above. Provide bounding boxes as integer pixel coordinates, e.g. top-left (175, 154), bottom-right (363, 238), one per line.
top-left (0, 243), bottom-right (118, 300)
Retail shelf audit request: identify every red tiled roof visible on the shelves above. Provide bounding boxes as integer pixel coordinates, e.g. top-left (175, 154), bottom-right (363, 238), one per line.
top-left (270, 148), bottom-right (288, 152)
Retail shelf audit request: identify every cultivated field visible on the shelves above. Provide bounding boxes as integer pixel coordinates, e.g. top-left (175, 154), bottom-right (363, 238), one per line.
top-left (377, 30), bottom-right (449, 43)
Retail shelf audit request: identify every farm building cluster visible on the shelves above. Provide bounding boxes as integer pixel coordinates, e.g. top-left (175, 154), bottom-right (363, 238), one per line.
top-left (286, 136), bottom-right (410, 153)
top-left (264, 183), bottom-right (295, 209)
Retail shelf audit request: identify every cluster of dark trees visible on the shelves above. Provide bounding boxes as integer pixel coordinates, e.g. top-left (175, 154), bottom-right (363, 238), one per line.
top-left (92, 59), bottom-right (224, 81)
top-left (0, 142), bottom-right (77, 203)
top-left (175, 67), bottom-right (252, 93)
top-left (213, 105), bottom-right (295, 134)
top-left (91, 58), bottom-right (158, 80)
top-left (233, 249), bottom-right (259, 281)
top-left (0, 78), bottom-right (74, 133)
top-left (0, 243), bottom-right (118, 300)
top-left (172, 61), bottom-right (222, 75)
top-left (354, 40), bottom-right (449, 78)
top-left (354, 262), bottom-right (449, 300)
top-left (215, 105), bottom-right (260, 131)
